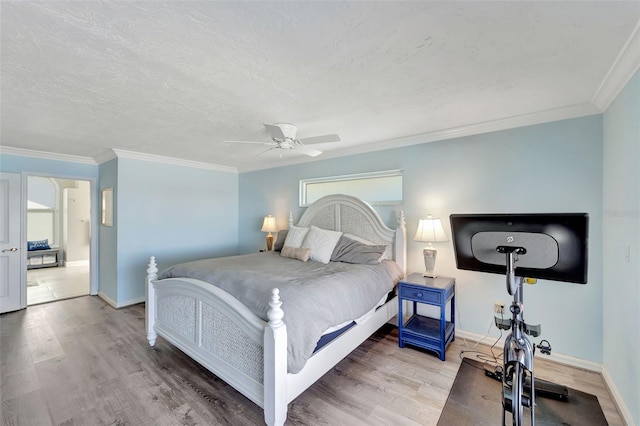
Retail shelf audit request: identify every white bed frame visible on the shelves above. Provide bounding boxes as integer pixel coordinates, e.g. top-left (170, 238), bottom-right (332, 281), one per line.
top-left (145, 194), bottom-right (406, 426)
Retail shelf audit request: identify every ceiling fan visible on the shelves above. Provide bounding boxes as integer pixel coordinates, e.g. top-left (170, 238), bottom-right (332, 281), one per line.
top-left (225, 123), bottom-right (341, 157)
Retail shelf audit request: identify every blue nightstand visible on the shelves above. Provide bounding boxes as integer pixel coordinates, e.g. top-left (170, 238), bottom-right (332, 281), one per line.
top-left (398, 273), bottom-right (455, 361)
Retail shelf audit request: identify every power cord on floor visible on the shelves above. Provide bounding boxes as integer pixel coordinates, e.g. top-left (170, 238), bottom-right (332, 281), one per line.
top-left (459, 311), bottom-right (504, 374)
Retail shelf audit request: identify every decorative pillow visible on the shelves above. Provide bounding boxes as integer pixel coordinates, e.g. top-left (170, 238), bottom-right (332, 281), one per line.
top-left (283, 226), bottom-right (309, 248)
top-left (27, 239), bottom-right (51, 251)
top-left (280, 246), bottom-right (311, 262)
top-left (331, 236), bottom-right (387, 265)
top-left (301, 226), bottom-right (343, 264)
top-left (273, 230), bottom-right (288, 252)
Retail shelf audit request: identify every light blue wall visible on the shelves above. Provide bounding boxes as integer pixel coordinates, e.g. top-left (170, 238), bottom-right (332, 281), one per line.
top-left (603, 69), bottom-right (640, 425)
top-left (239, 115), bottom-right (604, 363)
top-left (115, 158), bottom-right (239, 304)
top-left (1, 153), bottom-right (240, 307)
top-left (98, 159), bottom-right (118, 303)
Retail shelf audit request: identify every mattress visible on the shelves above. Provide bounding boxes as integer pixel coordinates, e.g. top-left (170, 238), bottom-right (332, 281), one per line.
top-left (158, 252), bottom-right (403, 373)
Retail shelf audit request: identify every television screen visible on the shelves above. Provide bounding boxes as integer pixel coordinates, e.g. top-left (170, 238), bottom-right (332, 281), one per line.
top-left (450, 213), bottom-right (589, 284)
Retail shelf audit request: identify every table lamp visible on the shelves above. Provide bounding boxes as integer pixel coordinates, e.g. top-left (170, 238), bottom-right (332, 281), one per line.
top-left (261, 215), bottom-right (278, 251)
top-left (414, 215), bottom-right (448, 277)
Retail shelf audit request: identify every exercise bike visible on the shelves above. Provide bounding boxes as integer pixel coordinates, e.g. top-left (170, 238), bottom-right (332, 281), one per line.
top-left (494, 246), bottom-right (549, 426)
top-left (449, 212), bottom-right (589, 426)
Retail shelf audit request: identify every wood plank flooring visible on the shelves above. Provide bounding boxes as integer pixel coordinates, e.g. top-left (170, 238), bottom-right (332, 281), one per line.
top-left (0, 296), bottom-right (624, 425)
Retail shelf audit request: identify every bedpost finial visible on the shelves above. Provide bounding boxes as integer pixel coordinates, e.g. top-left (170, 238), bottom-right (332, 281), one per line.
top-left (147, 256), bottom-right (158, 278)
top-left (399, 210), bottom-right (406, 228)
top-left (267, 288), bottom-right (285, 328)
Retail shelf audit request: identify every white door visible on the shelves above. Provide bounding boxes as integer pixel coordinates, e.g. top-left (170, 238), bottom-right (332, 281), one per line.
top-left (0, 172), bottom-right (23, 313)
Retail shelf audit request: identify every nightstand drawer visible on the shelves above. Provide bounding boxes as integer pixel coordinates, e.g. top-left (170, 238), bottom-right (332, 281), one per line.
top-left (399, 285), bottom-right (441, 304)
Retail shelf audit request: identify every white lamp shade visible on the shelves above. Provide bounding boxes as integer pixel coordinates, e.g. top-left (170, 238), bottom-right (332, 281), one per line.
top-left (261, 215), bottom-right (278, 233)
top-left (414, 216), bottom-right (448, 243)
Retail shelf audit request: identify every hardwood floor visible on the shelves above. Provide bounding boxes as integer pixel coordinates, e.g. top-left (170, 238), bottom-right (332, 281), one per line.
top-left (0, 296), bottom-right (623, 425)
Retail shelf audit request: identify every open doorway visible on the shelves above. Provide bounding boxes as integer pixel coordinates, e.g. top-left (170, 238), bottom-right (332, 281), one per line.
top-left (26, 176), bottom-right (91, 305)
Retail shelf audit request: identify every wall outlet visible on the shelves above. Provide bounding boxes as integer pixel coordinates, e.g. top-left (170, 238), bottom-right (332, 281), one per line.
top-left (494, 301), bottom-right (505, 314)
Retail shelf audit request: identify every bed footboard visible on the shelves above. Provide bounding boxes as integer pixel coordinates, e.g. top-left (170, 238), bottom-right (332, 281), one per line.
top-left (146, 257), bottom-right (289, 426)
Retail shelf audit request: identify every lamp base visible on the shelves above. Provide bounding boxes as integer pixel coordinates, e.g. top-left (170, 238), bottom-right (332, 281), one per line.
top-left (265, 234), bottom-right (274, 251)
top-left (423, 247), bottom-right (438, 278)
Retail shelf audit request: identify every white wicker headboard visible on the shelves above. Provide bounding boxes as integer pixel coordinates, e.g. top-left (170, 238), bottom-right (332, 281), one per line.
top-left (289, 194), bottom-right (406, 272)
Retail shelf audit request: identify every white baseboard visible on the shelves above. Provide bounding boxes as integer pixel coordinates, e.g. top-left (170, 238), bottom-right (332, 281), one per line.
top-left (98, 291), bottom-right (145, 309)
top-left (455, 329), bottom-right (601, 372)
top-left (97, 291), bottom-right (117, 308)
top-left (602, 366), bottom-right (634, 426)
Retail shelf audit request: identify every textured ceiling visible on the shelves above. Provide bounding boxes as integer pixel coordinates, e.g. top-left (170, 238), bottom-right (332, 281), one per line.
top-left (1, 1), bottom-right (639, 171)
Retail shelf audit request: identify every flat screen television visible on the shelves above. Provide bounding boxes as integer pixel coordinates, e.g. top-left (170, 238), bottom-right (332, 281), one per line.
top-left (450, 213), bottom-right (589, 284)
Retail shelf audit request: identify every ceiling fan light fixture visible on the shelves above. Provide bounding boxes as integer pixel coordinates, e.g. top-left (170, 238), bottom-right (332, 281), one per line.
top-left (224, 122), bottom-right (340, 158)
top-left (273, 123), bottom-right (297, 140)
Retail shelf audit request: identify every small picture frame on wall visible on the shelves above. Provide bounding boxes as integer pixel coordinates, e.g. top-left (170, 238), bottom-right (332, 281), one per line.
top-left (101, 188), bottom-right (113, 226)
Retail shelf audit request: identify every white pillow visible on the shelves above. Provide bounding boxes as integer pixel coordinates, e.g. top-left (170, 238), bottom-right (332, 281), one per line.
top-left (301, 226), bottom-right (343, 264)
top-left (283, 226), bottom-right (309, 248)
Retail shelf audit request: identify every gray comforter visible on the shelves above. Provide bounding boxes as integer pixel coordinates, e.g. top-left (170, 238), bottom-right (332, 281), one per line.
top-left (158, 252), bottom-right (404, 373)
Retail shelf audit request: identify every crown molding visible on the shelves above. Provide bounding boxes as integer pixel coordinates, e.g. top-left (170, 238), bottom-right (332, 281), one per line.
top-left (592, 18), bottom-right (640, 111)
top-left (94, 149), bottom-right (117, 165)
top-left (0, 146), bottom-right (97, 165)
top-left (0, 145), bottom-right (238, 173)
top-left (238, 101), bottom-right (600, 173)
top-left (381, 102), bottom-right (600, 147)
top-left (111, 149), bottom-right (238, 173)
top-left (0, 99), bottom-right (604, 175)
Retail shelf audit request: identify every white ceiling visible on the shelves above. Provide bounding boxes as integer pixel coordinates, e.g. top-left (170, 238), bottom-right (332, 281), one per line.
top-left (2, 1), bottom-right (639, 172)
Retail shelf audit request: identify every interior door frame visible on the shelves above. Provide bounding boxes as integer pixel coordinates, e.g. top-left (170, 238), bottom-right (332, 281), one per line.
top-left (22, 172), bottom-right (98, 297)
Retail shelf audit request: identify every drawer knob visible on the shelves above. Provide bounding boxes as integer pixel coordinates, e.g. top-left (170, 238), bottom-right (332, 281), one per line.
top-left (417, 292), bottom-right (423, 298)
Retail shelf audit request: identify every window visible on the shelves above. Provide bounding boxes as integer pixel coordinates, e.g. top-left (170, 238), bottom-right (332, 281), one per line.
top-left (27, 176), bottom-right (59, 245)
top-left (299, 170), bottom-right (403, 207)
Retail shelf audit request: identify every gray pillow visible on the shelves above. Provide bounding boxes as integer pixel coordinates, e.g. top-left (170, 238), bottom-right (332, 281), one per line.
top-left (330, 236), bottom-right (387, 265)
top-left (273, 230), bottom-right (288, 252)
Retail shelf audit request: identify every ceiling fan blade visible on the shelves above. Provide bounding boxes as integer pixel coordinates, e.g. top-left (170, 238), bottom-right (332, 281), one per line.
top-left (257, 147), bottom-right (300, 158)
top-left (296, 146), bottom-right (323, 157)
top-left (299, 134), bottom-right (341, 145)
top-left (224, 140), bottom-right (276, 145)
top-left (257, 147), bottom-right (278, 156)
top-left (263, 124), bottom-right (286, 140)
